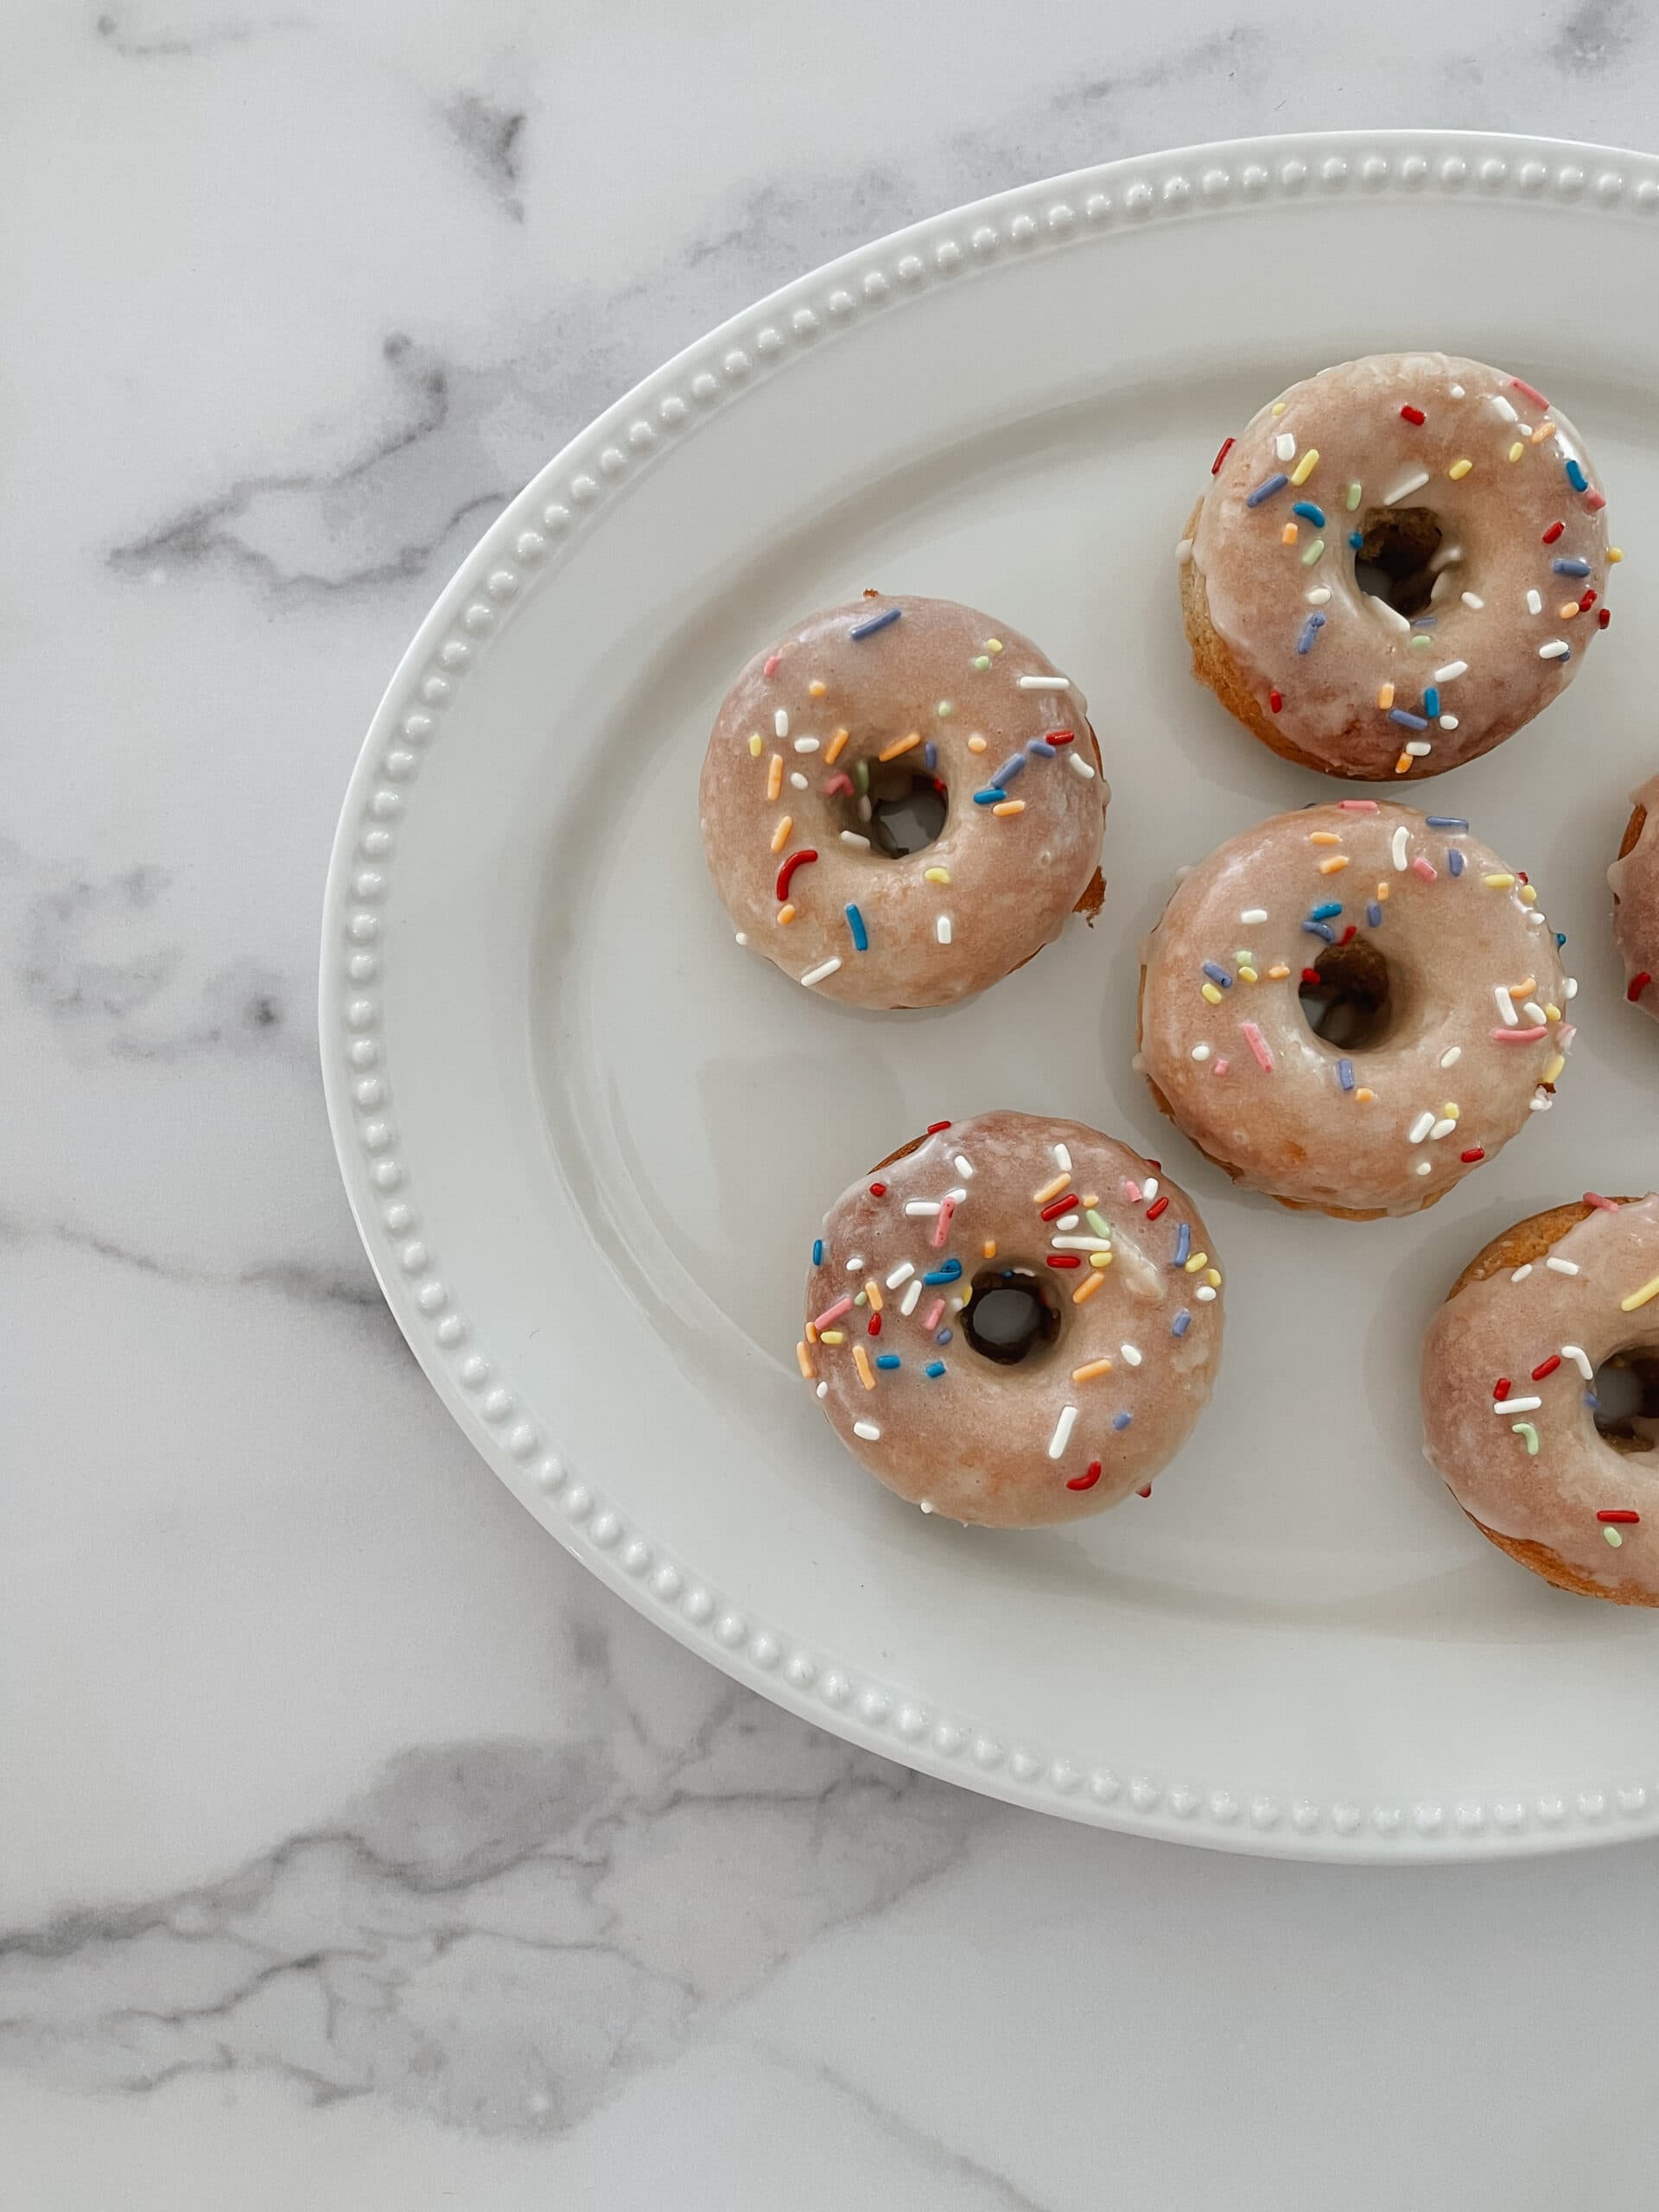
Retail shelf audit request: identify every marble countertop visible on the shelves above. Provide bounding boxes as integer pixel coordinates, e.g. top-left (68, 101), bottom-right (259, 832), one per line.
top-left (8, 2), bottom-right (1659, 2202)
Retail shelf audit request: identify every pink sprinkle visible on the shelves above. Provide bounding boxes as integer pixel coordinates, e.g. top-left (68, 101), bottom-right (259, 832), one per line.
top-left (1585, 490), bottom-right (1607, 512)
top-left (823, 772), bottom-right (854, 796)
top-left (921, 1297), bottom-right (946, 1331)
top-left (812, 1294), bottom-right (854, 1330)
top-left (1122, 1179), bottom-right (1141, 1203)
top-left (1510, 376), bottom-right (1550, 410)
top-left (1338, 798), bottom-right (1381, 812)
top-left (1411, 855), bottom-right (1438, 882)
top-left (1491, 1025), bottom-right (1548, 1043)
top-left (931, 1198), bottom-right (957, 1249)
top-left (1211, 1056), bottom-right (1230, 1076)
top-left (1241, 1020), bottom-right (1274, 1072)
top-left (1584, 1191), bottom-right (1620, 1213)
top-left (763, 653), bottom-right (782, 677)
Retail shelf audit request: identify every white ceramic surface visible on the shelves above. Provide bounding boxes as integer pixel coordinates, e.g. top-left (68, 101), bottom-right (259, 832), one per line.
top-left (324, 129), bottom-right (1659, 1863)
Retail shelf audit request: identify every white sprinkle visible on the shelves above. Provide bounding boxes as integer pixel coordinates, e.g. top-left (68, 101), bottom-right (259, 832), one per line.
top-left (1408, 1109), bottom-right (1435, 1143)
top-left (1526, 588), bottom-right (1543, 614)
top-left (857, 792), bottom-right (871, 817)
top-left (1430, 570), bottom-right (1452, 606)
top-left (1461, 592), bottom-right (1484, 610)
top-left (1405, 741), bottom-right (1432, 757)
top-left (790, 772), bottom-right (809, 789)
top-left (846, 1255), bottom-right (864, 1272)
top-left (1548, 1259), bottom-right (1581, 1278)
top-left (1120, 1344), bottom-right (1144, 1368)
top-left (793, 735), bottom-right (820, 753)
top-left (901, 1279), bottom-right (923, 1315)
top-left (1429, 1116), bottom-right (1457, 1140)
top-left (904, 1199), bottom-right (941, 1217)
top-left (1373, 598), bottom-right (1413, 633)
top-left (1196, 1284), bottom-right (1217, 1302)
top-left (774, 709), bottom-right (789, 737)
top-left (1056, 1213), bottom-right (1080, 1231)
top-left (840, 830), bottom-right (871, 848)
top-left (854, 1421), bottom-right (881, 1441)
top-left (1176, 537), bottom-right (1194, 564)
top-left (1564, 977), bottom-right (1579, 1000)
top-left (1192, 1042), bottom-right (1211, 1061)
top-left (1306, 586), bottom-right (1332, 606)
top-left (954, 1154), bottom-right (975, 1179)
top-left (1529, 1090), bottom-right (1553, 1111)
top-left (1051, 1236), bottom-right (1113, 1252)
top-left (1440, 1046), bottom-right (1462, 1068)
top-left (1511, 1264), bottom-right (1535, 1282)
top-left (1522, 1001), bottom-right (1547, 1026)
top-left (1392, 825), bottom-right (1411, 871)
top-left (1142, 1178), bottom-right (1159, 1202)
top-left (1415, 1160), bottom-right (1433, 1177)
top-left (1562, 1343), bottom-right (1593, 1376)
top-left (1052, 1142), bottom-right (1072, 1173)
top-left (1495, 985), bottom-right (1519, 1027)
top-left (936, 914), bottom-right (952, 945)
top-left (816, 1381), bottom-right (829, 1398)
top-left (1440, 715), bottom-right (1459, 731)
top-left (1068, 753), bottom-right (1096, 779)
top-left (918, 1499), bottom-right (934, 1514)
top-left (1240, 907), bottom-right (1268, 925)
top-left (734, 931), bottom-right (748, 946)
top-left (1449, 383), bottom-right (1465, 397)
top-left (945, 1187), bottom-right (968, 1205)
top-left (1383, 468), bottom-right (1430, 504)
top-left (1048, 1405), bottom-right (1079, 1459)
top-left (1491, 393), bottom-right (1519, 423)
top-left (1017, 674), bottom-right (1069, 690)
top-left (1276, 432), bottom-right (1296, 461)
top-left (1496, 1395), bottom-right (1541, 1414)
top-left (800, 957), bottom-right (842, 988)
top-left (1539, 639), bottom-right (1570, 659)
top-left (886, 1262), bottom-right (915, 1288)
top-left (1433, 659), bottom-right (1468, 683)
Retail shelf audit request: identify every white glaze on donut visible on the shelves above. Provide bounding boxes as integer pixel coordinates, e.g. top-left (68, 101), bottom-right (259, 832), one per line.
top-left (1609, 770), bottom-right (1659, 1021)
top-left (802, 1111), bottom-right (1223, 1528)
top-left (700, 597), bottom-right (1108, 1007)
top-left (1138, 802), bottom-right (1573, 1217)
top-left (1189, 353), bottom-right (1610, 777)
top-left (1423, 1197), bottom-right (1659, 1602)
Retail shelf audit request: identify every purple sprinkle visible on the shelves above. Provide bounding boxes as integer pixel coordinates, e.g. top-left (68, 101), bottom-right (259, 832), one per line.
top-left (1366, 900), bottom-right (1382, 926)
top-left (1552, 556), bottom-right (1591, 576)
top-left (1302, 919), bottom-right (1336, 942)
top-left (1202, 961), bottom-right (1233, 987)
top-left (924, 740), bottom-right (938, 770)
top-left (1246, 472), bottom-right (1289, 507)
top-left (1171, 1310), bottom-right (1192, 1338)
top-left (989, 753), bottom-right (1027, 788)
top-left (1296, 612), bottom-right (1326, 655)
top-left (1027, 737), bottom-right (1057, 758)
top-left (849, 606), bottom-right (901, 639)
top-left (1173, 1221), bottom-right (1192, 1266)
top-left (1448, 848), bottom-right (1465, 877)
top-left (1425, 817), bottom-right (1468, 830)
top-left (1389, 708), bottom-right (1428, 730)
top-left (1338, 1058), bottom-right (1355, 1090)
top-left (1112, 1411), bottom-right (1133, 1432)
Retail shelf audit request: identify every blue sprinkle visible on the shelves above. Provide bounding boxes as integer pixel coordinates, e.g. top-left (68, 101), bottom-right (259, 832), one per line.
top-left (1556, 931), bottom-right (1567, 947)
top-left (1201, 961), bottom-right (1233, 987)
top-left (1246, 471), bottom-right (1289, 507)
top-left (812, 1239), bottom-right (823, 1266)
top-left (972, 788), bottom-right (1001, 805)
top-left (1171, 1310), bottom-right (1192, 1338)
top-left (1292, 500), bottom-right (1326, 526)
top-left (923, 740), bottom-right (938, 770)
top-left (989, 753), bottom-right (1027, 788)
top-left (925, 1360), bottom-right (946, 1378)
top-left (876, 1353), bottom-right (901, 1370)
top-left (1027, 737), bottom-right (1056, 758)
top-left (1338, 1058), bottom-right (1355, 1091)
top-left (1348, 530), bottom-right (1363, 549)
top-left (849, 605), bottom-right (901, 639)
top-left (1448, 848), bottom-right (1465, 877)
top-left (1565, 457), bottom-right (1589, 493)
top-left (1173, 1221), bottom-right (1192, 1267)
top-left (923, 1259), bottom-right (962, 1285)
top-left (1112, 1412), bottom-right (1134, 1432)
top-left (1296, 612), bottom-right (1326, 655)
top-left (1309, 900), bottom-right (1344, 921)
top-left (1366, 900), bottom-right (1382, 926)
top-left (1302, 919), bottom-right (1337, 943)
top-left (1423, 687), bottom-right (1441, 718)
top-left (936, 1328), bottom-right (952, 1344)
top-left (845, 903), bottom-right (868, 952)
top-left (1552, 556), bottom-right (1592, 576)
top-left (1410, 615), bottom-right (1438, 628)
top-left (1425, 816), bottom-right (1469, 830)
top-left (1584, 1390), bottom-right (1600, 1411)
top-left (1389, 708), bottom-right (1428, 730)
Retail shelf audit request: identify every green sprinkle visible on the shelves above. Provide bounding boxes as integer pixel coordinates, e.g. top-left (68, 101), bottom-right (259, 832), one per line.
top-left (972, 655), bottom-right (991, 671)
top-left (1085, 1209), bottom-right (1112, 1239)
top-left (1301, 538), bottom-right (1325, 567)
top-left (1605, 1525), bottom-right (1625, 1548)
top-left (1345, 480), bottom-right (1363, 510)
top-left (937, 700), bottom-right (954, 717)
top-left (854, 1290), bottom-right (868, 1306)
top-left (1512, 1421), bottom-right (1540, 1456)
top-left (854, 759), bottom-right (870, 793)
top-left (1410, 634), bottom-right (1434, 650)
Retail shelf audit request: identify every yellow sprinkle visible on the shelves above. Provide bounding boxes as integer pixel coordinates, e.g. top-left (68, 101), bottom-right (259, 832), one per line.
top-left (1560, 601), bottom-right (1581, 620)
top-left (1508, 441), bottom-right (1525, 462)
top-left (1184, 1252), bottom-right (1209, 1274)
top-left (1610, 547), bottom-right (1624, 563)
top-left (992, 799), bottom-right (1025, 817)
top-left (985, 638), bottom-right (1003, 653)
top-left (770, 814), bottom-right (793, 853)
top-left (924, 866), bottom-right (951, 884)
top-left (1448, 457), bottom-right (1473, 480)
top-left (1080, 1193), bottom-right (1099, 1209)
top-left (1266, 963), bottom-right (1291, 980)
top-left (1201, 982), bottom-right (1224, 1005)
top-left (1520, 883), bottom-right (1537, 906)
top-left (1395, 753), bottom-right (1414, 776)
top-left (1271, 401), bottom-right (1287, 416)
top-left (958, 1284), bottom-right (972, 1309)
top-left (1544, 1002), bottom-right (1560, 1022)
top-left (1376, 881), bottom-right (1390, 901)
top-left (1319, 855), bottom-right (1350, 874)
top-left (1033, 1173), bottom-right (1070, 1204)
top-left (1532, 419), bottom-right (1555, 444)
top-left (766, 753), bottom-right (784, 800)
top-left (1071, 1358), bottom-right (1114, 1382)
top-left (879, 730), bottom-right (922, 763)
top-left (968, 733), bottom-right (988, 753)
top-left (1290, 448), bottom-right (1319, 484)
top-left (808, 679), bottom-right (827, 699)
top-left (777, 902), bottom-right (796, 925)
top-left (1090, 1249), bottom-right (1113, 1268)
top-left (1376, 683), bottom-right (1395, 710)
top-left (982, 1239), bottom-right (997, 1259)
top-left (1483, 873), bottom-right (1515, 889)
top-left (864, 1278), bottom-right (884, 1312)
top-left (1309, 830), bottom-right (1341, 845)
top-left (1237, 965), bottom-right (1258, 983)
top-left (819, 1329), bottom-right (845, 1344)
top-left (1443, 1102), bottom-right (1459, 1120)
top-left (825, 727), bottom-right (849, 765)
top-left (1355, 1086), bottom-right (1375, 1103)
top-left (1543, 1053), bottom-right (1566, 1083)
top-left (1205, 1268), bottom-right (1222, 1287)
top-left (796, 1341), bottom-right (815, 1379)
top-left (748, 731), bottom-right (764, 757)
top-left (854, 1344), bottom-right (875, 1389)
top-left (1620, 1274), bottom-right (1659, 1313)
top-left (1281, 522), bottom-right (1300, 545)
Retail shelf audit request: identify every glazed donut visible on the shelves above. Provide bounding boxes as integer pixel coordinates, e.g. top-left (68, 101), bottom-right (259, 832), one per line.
top-left (700, 595), bottom-right (1108, 1008)
top-left (800, 1110), bottom-right (1224, 1528)
top-left (1136, 801), bottom-right (1575, 1219)
top-left (1610, 772), bottom-right (1659, 1020)
top-left (1422, 1196), bottom-right (1659, 1606)
top-left (1180, 353), bottom-right (1612, 779)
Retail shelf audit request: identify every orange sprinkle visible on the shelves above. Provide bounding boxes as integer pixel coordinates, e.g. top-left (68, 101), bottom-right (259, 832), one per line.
top-left (777, 902), bottom-right (796, 925)
top-left (1033, 1173), bottom-right (1071, 1204)
top-left (982, 1239), bottom-right (997, 1258)
top-left (1308, 831), bottom-right (1341, 845)
top-left (1355, 1086), bottom-right (1375, 1103)
top-left (1266, 963), bottom-right (1291, 980)
top-left (853, 1343), bottom-right (875, 1390)
top-left (769, 814), bottom-right (793, 853)
top-left (824, 727), bottom-right (849, 765)
top-left (808, 679), bottom-right (827, 699)
top-left (878, 730), bottom-right (922, 763)
top-left (766, 753), bottom-right (783, 800)
top-left (1071, 1357), bottom-right (1114, 1382)
top-left (1376, 880), bottom-right (1390, 900)
top-left (864, 1277), bottom-right (884, 1312)
top-left (1319, 855), bottom-right (1349, 874)
top-left (1071, 1272), bottom-right (1104, 1306)
top-left (795, 1341), bottom-right (815, 1379)
top-left (1376, 683), bottom-right (1395, 710)
top-left (1281, 522), bottom-right (1299, 545)
top-left (992, 799), bottom-right (1025, 817)
top-left (1560, 601), bottom-right (1580, 619)
top-left (805, 1321), bottom-right (818, 1344)
top-left (967, 734), bottom-right (988, 753)
top-left (1532, 419), bottom-right (1555, 444)
top-left (1394, 753), bottom-right (1414, 775)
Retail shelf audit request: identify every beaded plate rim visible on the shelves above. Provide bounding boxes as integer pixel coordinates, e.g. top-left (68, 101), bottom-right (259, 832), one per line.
top-left (321, 130), bottom-right (1659, 1862)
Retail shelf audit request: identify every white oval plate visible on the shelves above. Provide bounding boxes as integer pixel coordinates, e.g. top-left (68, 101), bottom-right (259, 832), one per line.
top-left (322, 132), bottom-right (1659, 1861)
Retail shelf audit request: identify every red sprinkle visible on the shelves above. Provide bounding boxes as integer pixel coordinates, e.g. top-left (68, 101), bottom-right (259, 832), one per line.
top-left (1135, 1484), bottom-right (1153, 1497)
top-left (1532, 1355), bottom-right (1562, 1381)
top-left (763, 652), bottom-right (782, 677)
top-left (868, 1182), bottom-right (887, 1198)
top-left (1511, 376), bottom-right (1551, 410)
top-left (1629, 971), bottom-right (1652, 1001)
top-left (775, 848), bottom-right (818, 899)
top-left (1494, 1377), bottom-right (1512, 1402)
top-left (1599, 1510), bottom-right (1641, 1524)
top-left (1301, 967), bottom-right (1322, 984)
top-left (1067, 1460), bottom-right (1103, 1491)
top-left (1339, 924), bottom-right (1357, 944)
top-left (1585, 489), bottom-right (1608, 512)
top-left (1146, 1195), bottom-right (1171, 1221)
top-left (1045, 728), bottom-right (1076, 745)
top-left (926, 1120), bottom-right (951, 1134)
top-left (1039, 1192), bottom-right (1079, 1222)
top-left (1459, 1146), bottom-right (1486, 1164)
top-left (1599, 607), bottom-right (1613, 628)
top-left (1541, 520), bottom-right (1565, 544)
top-left (1584, 1192), bottom-right (1620, 1212)
top-left (1046, 1255), bottom-right (1082, 1270)
top-left (1580, 589), bottom-right (1598, 612)
top-left (1146, 1160), bottom-right (1161, 1171)
top-left (868, 1312), bottom-right (881, 1337)
top-left (1399, 404), bottom-right (1427, 425)
top-left (1211, 435), bottom-right (1235, 476)
top-left (1268, 688), bottom-right (1283, 713)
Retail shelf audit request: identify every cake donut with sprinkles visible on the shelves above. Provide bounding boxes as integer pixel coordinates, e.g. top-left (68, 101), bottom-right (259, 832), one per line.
top-left (1422, 1196), bottom-right (1659, 1605)
top-left (1179, 353), bottom-right (1614, 779)
top-left (1136, 801), bottom-right (1576, 1219)
top-left (800, 1111), bottom-right (1224, 1528)
top-left (1610, 771), bottom-right (1659, 1021)
top-left (700, 595), bottom-right (1108, 1008)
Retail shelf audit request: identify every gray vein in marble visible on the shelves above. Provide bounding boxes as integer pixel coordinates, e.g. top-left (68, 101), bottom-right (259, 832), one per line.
top-left (1551, 0), bottom-right (1639, 73)
top-left (444, 92), bottom-right (527, 222)
top-left (0, 1210), bottom-right (390, 1319)
top-left (94, 7), bottom-right (305, 59)
top-left (0, 1700), bottom-right (985, 2136)
top-left (781, 2054), bottom-right (1052, 2212)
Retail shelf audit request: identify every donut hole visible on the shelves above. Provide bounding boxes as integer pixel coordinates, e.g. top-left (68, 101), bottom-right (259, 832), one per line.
top-left (1590, 1351), bottom-right (1659, 1455)
top-left (861, 767), bottom-right (948, 859)
top-left (962, 1266), bottom-right (1060, 1368)
top-left (1354, 505), bottom-right (1444, 619)
top-left (1298, 938), bottom-right (1397, 1052)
